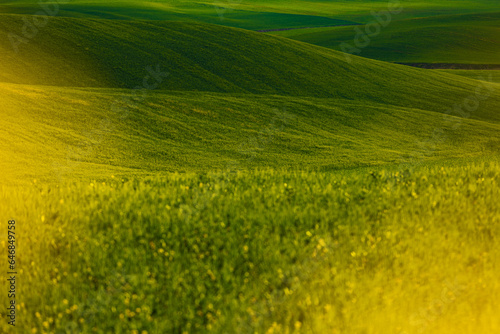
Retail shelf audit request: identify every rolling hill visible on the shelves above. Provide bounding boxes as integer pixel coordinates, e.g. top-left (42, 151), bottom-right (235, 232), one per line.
top-left (437, 70), bottom-right (500, 83)
top-left (1, 16), bottom-right (500, 185)
top-left (267, 12), bottom-right (500, 64)
top-left (2, 81), bottom-right (500, 186)
top-left (0, 16), bottom-right (500, 185)
top-left (1, 15), bottom-right (500, 121)
top-left (1, 0), bottom-right (498, 25)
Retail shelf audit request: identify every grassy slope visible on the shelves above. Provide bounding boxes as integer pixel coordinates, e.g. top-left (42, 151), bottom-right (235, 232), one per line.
top-left (267, 12), bottom-right (500, 64)
top-left (1, 0), bottom-right (361, 31)
top-left (1, 0), bottom-right (498, 24)
top-left (438, 70), bottom-right (500, 83)
top-left (3, 0), bottom-right (489, 65)
top-left (2, 81), bottom-right (500, 186)
top-left (4, 78), bottom-right (500, 187)
top-left (1, 16), bottom-right (500, 185)
top-left (1, 15), bottom-right (500, 122)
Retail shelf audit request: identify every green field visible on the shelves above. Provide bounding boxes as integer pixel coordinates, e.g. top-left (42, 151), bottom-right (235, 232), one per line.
top-left (2, 81), bottom-right (500, 187)
top-left (1, 159), bottom-right (500, 333)
top-left (437, 70), bottom-right (500, 83)
top-left (1, 0), bottom-right (498, 22)
top-left (1, 0), bottom-right (499, 333)
top-left (267, 12), bottom-right (500, 64)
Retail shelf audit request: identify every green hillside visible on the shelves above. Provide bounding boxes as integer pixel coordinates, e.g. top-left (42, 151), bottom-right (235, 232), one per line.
top-left (1, 15), bottom-right (500, 123)
top-left (2, 80), bottom-right (500, 185)
top-left (2, 15), bottom-right (500, 186)
top-left (1, 0), bottom-right (498, 25)
top-left (267, 12), bottom-right (500, 64)
top-left (0, 0), bottom-right (361, 31)
top-left (438, 70), bottom-right (500, 83)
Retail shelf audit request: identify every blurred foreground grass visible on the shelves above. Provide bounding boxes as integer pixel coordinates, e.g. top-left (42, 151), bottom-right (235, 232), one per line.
top-left (0, 157), bottom-right (499, 333)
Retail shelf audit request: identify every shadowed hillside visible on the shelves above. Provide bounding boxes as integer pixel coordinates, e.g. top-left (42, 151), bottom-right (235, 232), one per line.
top-left (267, 12), bottom-right (500, 64)
top-left (1, 14), bottom-right (500, 123)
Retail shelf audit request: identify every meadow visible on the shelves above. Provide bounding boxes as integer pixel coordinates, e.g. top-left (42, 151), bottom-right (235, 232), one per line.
top-left (1, 158), bottom-right (499, 333)
top-left (0, 0), bottom-right (499, 333)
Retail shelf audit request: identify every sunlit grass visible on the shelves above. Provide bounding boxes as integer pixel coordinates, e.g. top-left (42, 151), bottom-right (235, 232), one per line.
top-left (1, 157), bottom-right (498, 333)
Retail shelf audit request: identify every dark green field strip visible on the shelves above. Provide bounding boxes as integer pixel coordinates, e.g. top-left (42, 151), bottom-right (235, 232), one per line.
top-left (267, 12), bottom-right (500, 64)
top-left (397, 63), bottom-right (500, 70)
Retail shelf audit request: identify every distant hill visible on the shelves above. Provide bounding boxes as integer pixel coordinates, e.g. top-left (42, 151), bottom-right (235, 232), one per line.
top-left (1, 15), bottom-right (500, 122)
top-left (267, 12), bottom-right (500, 64)
top-left (1, 0), bottom-right (497, 24)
